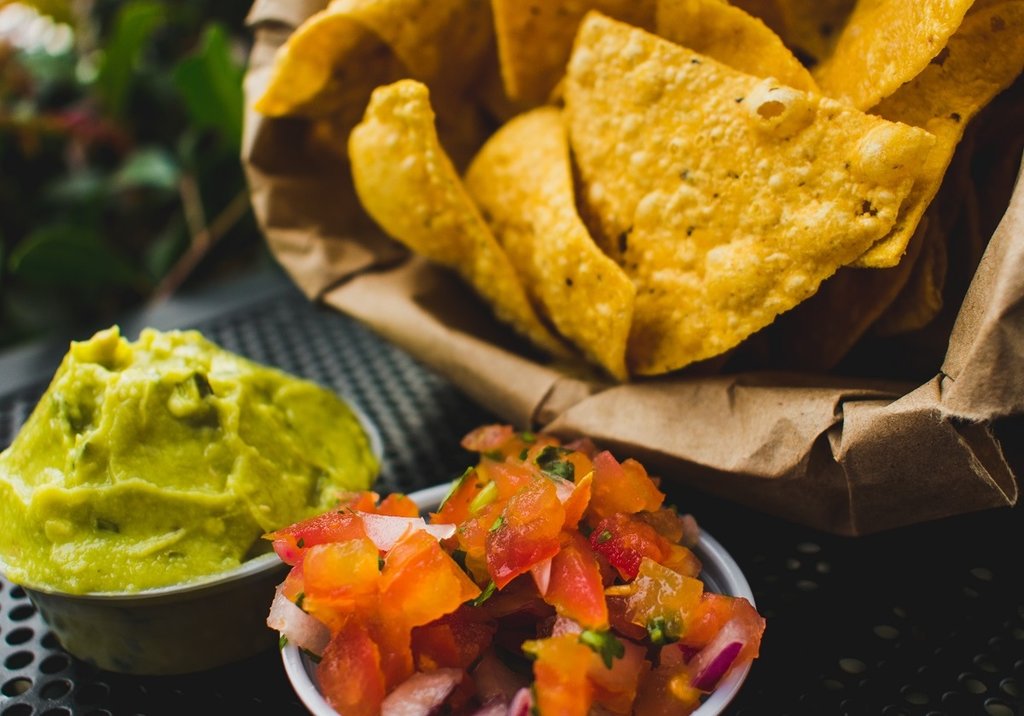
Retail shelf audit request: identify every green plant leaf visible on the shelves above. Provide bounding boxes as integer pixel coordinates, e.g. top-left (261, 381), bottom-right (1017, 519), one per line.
top-left (7, 225), bottom-right (141, 288)
top-left (96, 1), bottom-right (166, 118)
top-left (173, 23), bottom-right (244, 149)
top-left (114, 148), bottom-right (180, 191)
top-left (144, 216), bottom-right (187, 279)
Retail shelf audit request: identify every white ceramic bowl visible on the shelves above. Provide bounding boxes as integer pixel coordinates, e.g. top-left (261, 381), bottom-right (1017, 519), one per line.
top-left (2, 401), bottom-right (382, 676)
top-left (283, 482), bottom-right (757, 715)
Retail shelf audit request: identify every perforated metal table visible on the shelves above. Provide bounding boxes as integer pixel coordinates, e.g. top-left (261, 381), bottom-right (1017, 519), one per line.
top-left (1, 267), bottom-right (1021, 716)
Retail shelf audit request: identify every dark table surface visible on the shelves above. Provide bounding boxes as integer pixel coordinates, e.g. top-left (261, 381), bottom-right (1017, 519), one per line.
top-left (1, 267), bottom-right (1021, 716)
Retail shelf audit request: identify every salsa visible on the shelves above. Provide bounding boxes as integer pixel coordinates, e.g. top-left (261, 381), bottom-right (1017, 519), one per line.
top-left (268, 425), bottom-right (764, 715)
top-left (0, 327), bottom-right (378, 593)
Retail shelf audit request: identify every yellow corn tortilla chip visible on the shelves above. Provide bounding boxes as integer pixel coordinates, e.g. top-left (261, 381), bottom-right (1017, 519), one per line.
top-left (655, 0), bottom-right (817, 92)
top-left (565, 13), bottom-right (934, 375)
top-left (348, 80), bottom-right (570, 359)
top-left (491, 0), bottom-right (655, 105)
top-left (767, 218), bottom-right (927, 370)
top-left (813, 0), bottom-right (975, 110)
top-left (774, 0), bottom-right (855, 64)
top-left (255, 0), bottom-right (491, 118)
top-left (465, 108), bottom-right (636, 380)
top-left (851, 1), bottom-right (1024, 267)
top-left (874, 216), bottom-right (948, 336)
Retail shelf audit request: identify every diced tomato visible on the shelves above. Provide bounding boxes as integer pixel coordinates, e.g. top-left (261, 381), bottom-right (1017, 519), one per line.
top-left (411, 606), bottom-right (496, 670)
top-left (523, 634), bottom-right (595, 716)
top-left (431, 468), bottom-right (487, 525)
top-left (680, 593), bottom-right (734, 650)
top-left (461, 425), bottom-right (516, 453)
top-left (589, 512), bottom-right (673, 580)
top-left (265, 510), bottom-right (367, 565)
top-left (682, 593), bottom-right (764, 661)
top-left (487, 479), bottom-right (564, 588)
top-left (588, 637), bottom-right (648, 715)
top-left (563, 436), bottom-right (598, 458)
top-left (481, 460), bottom-right (539, 500)
top-left (561, 472), bottom-right (593, 530)
top-left (301, 539), bottom-right (381, 631)
top-left (662, 544), bottom-right (703, 579)
top-left (588, 452), bottom-right (665, 519)
top-left (341, 491), bottom-right (383, 513)
top-left (376, 492), bottom-right (421, 517)
top-left (381, 530), bottom-right (481, 629)
top-left (318, 621), bottom-right (387, 716)
top-left (620, 558), bottom-right (703, 642)
top-left (544, 532), bottom-right (608, 630)
top-left (633, 659), bottom-right (702, 716)
top-left (453, 499), bottom-right (505, 578)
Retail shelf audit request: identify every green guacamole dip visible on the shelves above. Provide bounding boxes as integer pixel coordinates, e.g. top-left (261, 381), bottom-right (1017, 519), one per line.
top-left (0, 327), bottom-right (379, 594)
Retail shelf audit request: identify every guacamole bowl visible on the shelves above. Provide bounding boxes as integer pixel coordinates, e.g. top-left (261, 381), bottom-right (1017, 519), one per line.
top-left (14, 550), bottom-right (289, 675)
top-left (0, 327), bottom-right (384, 675)
top-left (2, 395), bottom-right (382, 676)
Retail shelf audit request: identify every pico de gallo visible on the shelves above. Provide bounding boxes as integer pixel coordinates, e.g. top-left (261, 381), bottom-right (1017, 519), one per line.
top-left (266, 425), bottom-right (765, 716)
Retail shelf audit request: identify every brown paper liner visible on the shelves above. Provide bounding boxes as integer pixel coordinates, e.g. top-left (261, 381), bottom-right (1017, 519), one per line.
top-left (242, 2), bottom-right (1020, 535)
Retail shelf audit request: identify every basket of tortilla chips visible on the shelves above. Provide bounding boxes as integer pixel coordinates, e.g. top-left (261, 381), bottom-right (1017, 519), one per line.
top-left (242, 0), bottom-right (1024, 535)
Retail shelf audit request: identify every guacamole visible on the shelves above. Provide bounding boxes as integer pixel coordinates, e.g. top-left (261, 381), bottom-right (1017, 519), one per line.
top-left (0, 327), bottom-right (378, 593)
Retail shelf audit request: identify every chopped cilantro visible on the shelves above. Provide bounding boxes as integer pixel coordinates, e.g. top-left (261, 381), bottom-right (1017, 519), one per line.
top-left (483, 450), bottom-right (504, 461)
top-left (596, 530), bottom-right (613, 544)
top-left (519, 448), bottom-right (529, 460)
top-left (579, 629), bottom-right (625, 669)
top-left (296, 538), bottom-right (305, 549)
top-left (294, 592), bottom-right (305, 610)
top-left (438, 466), bottom-right (474, 512)
top-left (378, 557), bottom-right (385, 571)
top-left (279, 634), bottom-right (288, 649)
top-left (489, 514), bottom-right (505, 532)
top-left (520, 431), bottom-right (537, 443)
top-left (536, 446), bottom-right (574, 481)
top-left (472, 580), bottom-right (497, 606)
top-left (646, 616), bottom-right (681, 646)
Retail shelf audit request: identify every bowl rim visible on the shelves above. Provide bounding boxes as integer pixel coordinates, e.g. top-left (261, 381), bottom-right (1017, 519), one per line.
top-left (0, 400), bottom-right (382, 602)
top-left (282, 481), bottom-right (758, 716)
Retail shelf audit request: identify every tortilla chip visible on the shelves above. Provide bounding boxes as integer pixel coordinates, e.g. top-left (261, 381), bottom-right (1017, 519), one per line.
top-left (255, 0), bottom-right (491, 118)
top-left (465, 108), bottom-right (636, 380)
top-left (813, 0), bottom-right (975, 110)
top-left (874, 216), bottom-right (947, 336)
top-left (565, 13), bottom-right (934, 375)
top-left (655, 0), bottom-right (817, 92)
top-left (348, 80), bottom-right (571, 358)
top-left (776, 0), bottom-right (855, 64)
top-left (768, 218), bottom-right (928, 370)
top-left (491, 0), bottom-right (655, 105)
top-left (851, 1), bottom-right (1024, 267)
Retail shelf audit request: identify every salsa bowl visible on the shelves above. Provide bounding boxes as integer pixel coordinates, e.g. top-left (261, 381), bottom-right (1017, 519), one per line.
top-left (282, 482), bottom-right (758, 715)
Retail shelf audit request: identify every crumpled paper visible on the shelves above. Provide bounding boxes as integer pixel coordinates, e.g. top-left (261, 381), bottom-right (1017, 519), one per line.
top-left (242, 0), bottom-right (1021, 535)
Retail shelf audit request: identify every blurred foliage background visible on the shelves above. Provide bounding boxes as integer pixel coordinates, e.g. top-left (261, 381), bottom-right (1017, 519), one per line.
top-left (0, 0), bottom-right (259, 348)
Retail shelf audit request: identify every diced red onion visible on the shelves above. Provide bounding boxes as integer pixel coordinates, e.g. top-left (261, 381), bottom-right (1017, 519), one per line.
top-left (690, 640), bottom-right (743, 691)
top-left (380, 668), bottom-right (464, 716)
top-left (550, 615), bottom-right (582, 637)
top-left (508, 688), bottom-right (533, 716)
top-left (472, 650), bottom-right (529, 702)
top-left (358, 512), bottom-right (456, 551)
top-left (266, 587), bottom-right (330, 656)
top-left (530, 557), bottom-right (552, 595)
top-left (469, 696), bottom-right (510, 716)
